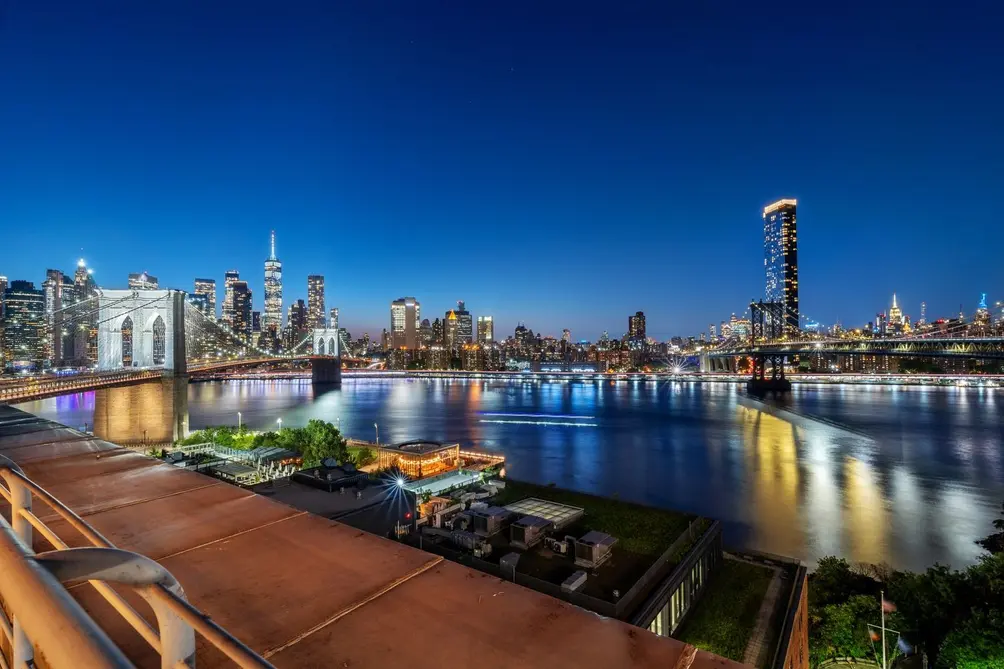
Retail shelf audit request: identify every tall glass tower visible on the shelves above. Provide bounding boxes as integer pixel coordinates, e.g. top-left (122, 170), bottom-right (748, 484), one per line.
top-left (763, 199), bottom-right (799, 332)
top-left (263, 231), bottom-right (283, 338)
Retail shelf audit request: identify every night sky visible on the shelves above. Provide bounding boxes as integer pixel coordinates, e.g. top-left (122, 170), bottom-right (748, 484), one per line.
top-left (2, 1), bottom-right (1002, 340)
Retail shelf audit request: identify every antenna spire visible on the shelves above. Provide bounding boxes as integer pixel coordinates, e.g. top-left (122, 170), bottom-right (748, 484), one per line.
top-left (270, 230), bottom-right (276, 260)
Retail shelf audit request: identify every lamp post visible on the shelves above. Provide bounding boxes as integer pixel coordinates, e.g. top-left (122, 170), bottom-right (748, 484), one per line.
top-left (374, 422), bottom-right (379, 445)
top-left (277, 417), bottom-right (283, 431)
top-left (237, 412), bottom-right (242, 430)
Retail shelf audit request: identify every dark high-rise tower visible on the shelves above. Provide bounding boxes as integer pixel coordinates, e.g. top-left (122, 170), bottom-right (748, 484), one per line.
top-left (763, 198), bottom-right (799, 332)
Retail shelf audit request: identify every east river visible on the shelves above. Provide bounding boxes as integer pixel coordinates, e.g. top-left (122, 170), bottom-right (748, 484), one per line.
top-left (18, 377), bottom-right (1004, 573)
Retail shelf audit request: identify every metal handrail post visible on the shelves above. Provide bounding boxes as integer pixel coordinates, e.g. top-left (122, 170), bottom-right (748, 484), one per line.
top-left (36, 547), bottom-right (197, 669)
top-left (0, 456), bottom-right (34, 668)
top-left (0, 525), bottom-right (131, 668)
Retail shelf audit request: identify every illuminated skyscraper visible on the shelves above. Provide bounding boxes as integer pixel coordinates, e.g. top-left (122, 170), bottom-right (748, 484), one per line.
top-left (231, 281), bottom-right (253, 342)
top-left (286, 299), bottom-right (308, 350)
top-left (329, 307), bottom-right (339, 329)
top-left (919, 301), bottom-right (927, 325)
top-left (263, 231), bottom-right (283, 337)
top-left (454, 301), bottom-right (473, 344)
top-left (73, 259), bottom-right (98, 366)
top-left (193, 279), bottom-right (216, 319)
top-left (390, 297), bottom-right (420, 349)
top-left (763, 198), bottom-right (799, 332)
top-left (2, 280), bottom-right (45, 371)
top-left (561, 328), bottom-right (571, 343)
top-left (222, 270), bottom-right (239, 327)
top-left (444, 309), bottom-right (459, 349)
top-left (307, 275), bottom-right (325, 329)
top-left (888, 293), bottom-right (903, 326)
top-left (628, 311), bottom-right (646, 340)
top-left (478, 316), bottom-right (495, 344)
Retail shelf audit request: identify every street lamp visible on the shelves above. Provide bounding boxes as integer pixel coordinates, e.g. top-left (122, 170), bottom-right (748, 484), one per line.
top-left (237, 411), bottom-right (242, 430)
top-left (374, 422), bottom-right (379, 445)
top-left (336, 416), bottom-right (341, 431)
top-left (277, 417), bottom-right (283, 431)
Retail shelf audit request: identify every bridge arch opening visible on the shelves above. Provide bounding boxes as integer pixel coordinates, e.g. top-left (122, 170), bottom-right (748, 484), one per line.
top-left (317, 338), bottom-right (325, 355)
top-left (152, 316), bottom-right (166, 365)
top-left (329, 337), bottom-right (336, 356)
top-left (121, 317), bottom-right (134, 368)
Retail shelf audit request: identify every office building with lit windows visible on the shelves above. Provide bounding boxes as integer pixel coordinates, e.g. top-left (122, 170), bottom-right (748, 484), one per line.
top-left (477, 315), bottom-right (494, 344)
top-left (263, 231), bottom-right (283, 337)
top-left (2, 280), bottom-right (45, 371)
top-left (454, 301), bottom-right (473, 345)
top-left (222, 270), bottom-right (240, 327)
top-left (193, 279), bottom-right (216, 319)
top-left (231, 281), bottom-right (253, 342)
top-left (307, 275), bottom-right (325, 329)
top-left (390, 297), bottom-right (420, 349)
top-left (628, 311), bottom-right (646, 341)
top-left (763, 198), bottom-right (799, 332)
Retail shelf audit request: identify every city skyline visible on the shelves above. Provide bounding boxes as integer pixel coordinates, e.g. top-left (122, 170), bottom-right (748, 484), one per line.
top-left (2, 3), bottom-right (1003, 338)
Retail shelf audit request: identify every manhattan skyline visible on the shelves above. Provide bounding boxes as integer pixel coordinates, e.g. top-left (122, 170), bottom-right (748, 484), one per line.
top-left (2, 2), bottom-right (1002, 338)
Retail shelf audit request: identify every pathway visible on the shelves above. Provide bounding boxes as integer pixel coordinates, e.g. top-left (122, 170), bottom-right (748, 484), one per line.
top-left (741, 557), bottom-right (784, 667)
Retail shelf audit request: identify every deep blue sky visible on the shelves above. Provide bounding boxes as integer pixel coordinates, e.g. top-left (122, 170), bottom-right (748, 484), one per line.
top-left (2, 1), bottom-right (1002, 340)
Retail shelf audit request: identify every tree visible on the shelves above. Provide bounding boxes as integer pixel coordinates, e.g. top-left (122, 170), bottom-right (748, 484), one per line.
top-left (353, 447), bottom-right (376, 467)
top-left (812, 595), bottom-right (877, 663)
top-left (978, 502), bottom-right (1004, 555)
top-left (810, 557), bottom-right (876, 609)
top-left (887, 564), bottom-right (966, 666)
top-left (939, 616), bottom-right (1004, 669)
top-left (299, 420), bottom-right (348, 468)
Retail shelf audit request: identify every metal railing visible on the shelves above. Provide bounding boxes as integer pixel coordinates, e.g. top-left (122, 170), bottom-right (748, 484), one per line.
top-left (0, 454), bottom-right (274, 669)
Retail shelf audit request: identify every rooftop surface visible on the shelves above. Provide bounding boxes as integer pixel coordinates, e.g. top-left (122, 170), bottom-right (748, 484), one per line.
top-left (0, 405), bottom-right (745, 669)
top-left (486, 479), bottom-right (700, 603)
top-left (675, 554), bottom-right (799, 668)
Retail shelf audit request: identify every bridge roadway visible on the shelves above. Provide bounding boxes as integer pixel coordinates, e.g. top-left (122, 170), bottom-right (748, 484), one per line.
top-left (0, 405), bottom-right (741, 669)
top-left (708, 336), bottom-right (1004, 360)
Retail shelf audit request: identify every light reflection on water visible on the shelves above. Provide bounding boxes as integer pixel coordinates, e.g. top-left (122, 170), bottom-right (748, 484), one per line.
top-left (17, 378), bottom-right (1004, 572)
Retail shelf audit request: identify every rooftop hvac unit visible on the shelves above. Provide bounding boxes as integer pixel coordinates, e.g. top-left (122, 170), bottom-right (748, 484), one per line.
top-left (469, 506), bottom-right (510, 537)
top-left (543, 536), bottom-right (568, 554)
top-left (509, 515), bottom-right (551, 550)
top-left (573, 531), bottom-right (617, 569)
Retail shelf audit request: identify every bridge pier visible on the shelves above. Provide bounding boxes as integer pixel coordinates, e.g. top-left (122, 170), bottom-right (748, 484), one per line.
top-left (312, 357), bottom-right (342, 388)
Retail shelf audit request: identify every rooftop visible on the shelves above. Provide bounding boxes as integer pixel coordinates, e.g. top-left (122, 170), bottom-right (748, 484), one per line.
top-left (0, 405), bottom-right (746, 668)
top-left (378, 440), bottom-right (457, 456)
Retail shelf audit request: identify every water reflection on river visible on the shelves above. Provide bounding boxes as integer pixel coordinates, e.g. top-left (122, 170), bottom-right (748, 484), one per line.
top-left (18, 377), bottom-right (1004, 572)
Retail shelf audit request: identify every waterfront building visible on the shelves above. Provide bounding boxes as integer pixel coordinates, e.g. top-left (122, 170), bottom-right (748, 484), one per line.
top-left (263, 231), bottom-right (283, 338)
top-left (454, 301), bottom-right (473, 344)
top-left (222, 270), bottom-right (240, 327)
top-left (186, 292), bottom-right (210, 316)
top-left (478, 315), bottom-right (495, 344)
top-left (2, 280), bottom-right (45, 371)
top-left (420, 318), bottom-right (433, 347)
top-left (72, 259), bottom-right (98, 366)
top-left (231, 281), bottom-right (253, 342)
top-left (430, 317), bottom-right (443, 346)
top-left (286, 299), bottom-right (308, 350)
top-left (193, 279), bottom-right (216, 319)
top-left (307, 275), bottom-right (325, 329)
top-left (329, 307), bottom-right (339, 330)
top-left (390, 297), bottom-right (421, 349)
top-left (763, 198), bottom-right (799, 332)
top-left (128, 272), bottom-right (158, 290)
top-left (629, 311), bottom-right (646, 341)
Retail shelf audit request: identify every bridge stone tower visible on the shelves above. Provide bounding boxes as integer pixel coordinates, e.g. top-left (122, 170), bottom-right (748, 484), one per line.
top-left (98, 290), bottom-right (187, 375)
top-left (311, 327), bottom-right (341, 387)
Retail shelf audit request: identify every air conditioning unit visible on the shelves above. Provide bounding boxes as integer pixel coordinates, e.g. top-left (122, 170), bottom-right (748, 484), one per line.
top-left (510, 515), bottom-right (551, 549)
top-left (573, 531), bottom-right (617, 569)
top-left (543, 536), bottom-right (568, 554)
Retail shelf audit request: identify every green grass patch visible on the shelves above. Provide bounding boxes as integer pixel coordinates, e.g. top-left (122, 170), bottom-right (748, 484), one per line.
top-left (674, 558), bottom-right (774, 663)
top-left (491, 479), bottom-right (694, 557)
